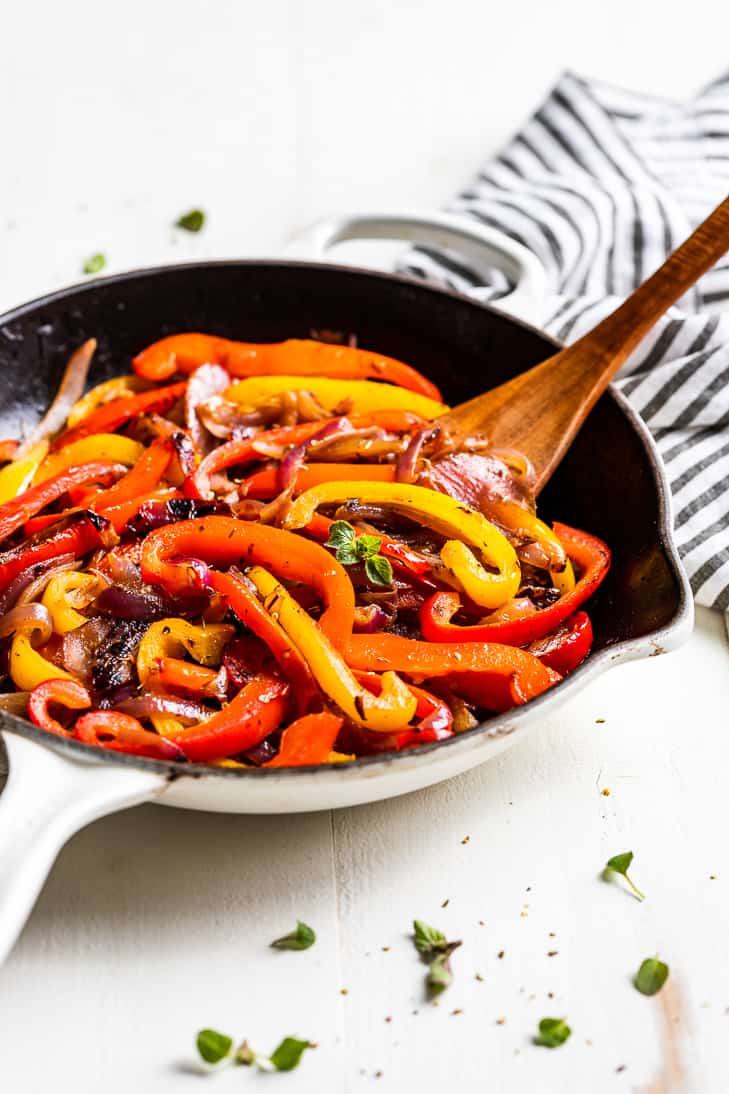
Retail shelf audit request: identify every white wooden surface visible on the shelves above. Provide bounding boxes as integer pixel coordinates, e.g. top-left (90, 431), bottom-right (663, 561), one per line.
top-left (2, 3), bottom-right (729, 1091)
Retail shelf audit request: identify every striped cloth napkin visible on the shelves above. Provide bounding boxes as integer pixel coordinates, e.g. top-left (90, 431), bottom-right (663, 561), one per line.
top-left (399, 70), bottom-right (729, 612)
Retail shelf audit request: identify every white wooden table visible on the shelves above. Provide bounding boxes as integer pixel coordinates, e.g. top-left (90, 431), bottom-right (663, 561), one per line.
top-left (2, 3), bottom-right (729, 1091)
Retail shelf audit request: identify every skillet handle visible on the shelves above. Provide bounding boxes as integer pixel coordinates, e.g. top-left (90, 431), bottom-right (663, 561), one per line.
top-left (0, 731), bottom-right (165, 964)
top-left (285, 211), bottom-right (547, 325)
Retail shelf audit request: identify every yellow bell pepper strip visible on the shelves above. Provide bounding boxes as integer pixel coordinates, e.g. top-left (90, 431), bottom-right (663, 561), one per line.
top-left (42, 571), bottom-right (108, 634)
top-left (264, 711), bottom-right (344, 767)
top-left (480, 497), bottom-right (575, 595)
top-left (0, 441), bottom-right (50, 504)
top-left (52, 380), bottom-right (187, 449)
top-left (133, 333), bottom-right (443, 400)
top-left (0, 514), bottom-right (106, 598)
top-left (137, 619), bottom-right (234, 689)
top-left (34, 434), bottom-right (143, 483)
top-left (140, 516), bottom-right (354, 648)
top-left (66, 375), bottom-right (147, 428)
top-left (0, 461), bottom-right (124, 545)
top-left (224, 376), bottom-right (447, 420)
top-left (74, 710), bottom-right (185, 761)
top-left (419, 522), bottom-right (610, 648)
top-left (344, 633), bottom-right (560, 711)
top-left (284, 480), bottom-right (521, 611)
top-left (247, 565), bottom-right (417, 732)
top-left (28, 678), bottom-right (91, 737)
top-left (165, 671), bottom-right (290, 763)
top-left (10, 633), bottom-right (74, 691)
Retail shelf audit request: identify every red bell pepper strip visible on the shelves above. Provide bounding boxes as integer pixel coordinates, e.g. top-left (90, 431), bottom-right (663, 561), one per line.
top-left (345, 633), bottom-right (560, 711)
top-left (140, 516), bottom-right (354, 647)
top-left (52, 381), bottom-right (187, 449)
top-left (242, 462), bottom-right (395, 498)
top-left (222, 635), bottom-right (269, 688)
top-left (264, 711), bottom-right (344, 767)
top-left (0, 439), bottom-right (19, 463)
top-left (528, 611), bottom-right (593, 676)
top-left (419, 522), bottom-right (611, 648)
top-left (0, 515), bottom-right (105, 597)
top-left (0, 461), bottom-right (123, 544)
top-left (184, 412), bottom-right (424, 500)
top-left (133, 333), bottom-right (443, 400)
top-left (28, 678), bottom-right (92, 737)
top-left (91, 439), bottom-right (173, 513)
top-left (168, 671), bottom-right (290, 762)
top-left (207, 569), bottom-right (318, 711)
top-left (74, 710), bottom-right (186, 761)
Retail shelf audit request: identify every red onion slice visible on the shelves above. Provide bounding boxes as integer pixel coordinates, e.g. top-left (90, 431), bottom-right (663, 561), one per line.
top-left (117, 694), bottom-right (212, 724)
top-left (15, 340), bottom-right (96, 457)
top-left (0, 602), bottom-right (53, 644)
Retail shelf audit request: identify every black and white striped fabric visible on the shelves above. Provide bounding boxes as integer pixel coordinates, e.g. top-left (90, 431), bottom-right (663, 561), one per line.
top-left (399, 70), bottom-right (729, 611)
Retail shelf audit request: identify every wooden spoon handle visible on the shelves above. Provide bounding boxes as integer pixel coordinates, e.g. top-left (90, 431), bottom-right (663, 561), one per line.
top-left (576, 193), bottom-right (729, 373)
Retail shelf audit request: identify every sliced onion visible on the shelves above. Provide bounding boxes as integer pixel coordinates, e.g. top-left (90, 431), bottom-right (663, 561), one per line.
top-left (185, 364), bottom-right (230, 456)
top-left (59, 618), bottom-right (112, 682)
top-left (15, 339), bottom-right (96, 457)
top-left (0, 692), bottom-right (30, 716)
top-left (117, 694), bottom-right (212, 724)
top-left (488, 446), bottom-right (536, 486)
top-left (396, 425), bottom-right (441, 484)
top-left (0, 602), bottom-right (53, 643)
top-left (16, 556), bottom-right (84, 606)
top-left (95, 584), bottom-right (169, 620)
top-left (352, 604), bottom-right (390, 633)
top-left (0, 552), bottom-right (76, 613)
top-left (276, 417), bottom-right (351, 494)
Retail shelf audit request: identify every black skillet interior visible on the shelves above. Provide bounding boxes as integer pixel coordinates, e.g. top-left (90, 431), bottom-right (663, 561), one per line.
top-left (0, 259), bottom-right (682, 660)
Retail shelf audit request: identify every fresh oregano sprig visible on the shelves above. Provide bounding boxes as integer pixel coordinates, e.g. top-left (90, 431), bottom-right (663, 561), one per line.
top-left (325, 520), bottom-right (393, 586)
top-left (195, 1029), bottom-right (312, 1071)
top-left (270, 920), bottom-right (316, 951)
top-left (605, 851), bottom-right (645, 901)
top-left (412, 919), bottom-right (462, 998)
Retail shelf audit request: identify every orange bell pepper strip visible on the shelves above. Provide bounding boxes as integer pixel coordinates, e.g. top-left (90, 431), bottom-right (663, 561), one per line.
top-left (345, 633), bottom-right (560, 711)
top-left (184, 412), bottom-right (425, 500)
top-left (28, 678), bottom-right (92, 737)
top-left (0, 461), bottom-right (123, 544)
top-left (132, 333), bottom-right (442, 400)
top-left (264, 711), bottom-right (344, 767)
top-left (74, 710), bottom-right (186, 761)
top-left (0, 514), bottom-right (106, 597)
top-left (91, 439), bottom-right (173, 513)
top-left (154, 657), bottom-right (224, 699)
top-left (52, 380), bottom-right (187, 449)
top-left (167, 671), bottom-right (290, 762)
top-left (0, 440), bottom-right (19, 463)
top-left (242, 462), bottom-right (395, 498)
top-left (207, 568), bottom-right (319, 712)
top-left (419, 523), bottom-right (610, 648)
top-left (140, 516), bottom-right (355, 647)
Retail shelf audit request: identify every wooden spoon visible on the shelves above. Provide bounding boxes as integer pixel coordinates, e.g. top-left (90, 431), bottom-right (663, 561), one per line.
top-left (436, 194), bottom-right (729, 493)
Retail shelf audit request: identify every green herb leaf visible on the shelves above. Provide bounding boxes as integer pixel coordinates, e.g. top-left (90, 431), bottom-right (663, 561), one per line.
top-left (534, 1017), bottom-right (571, 1048)
top-left (196, 1028), bottom-right (233, 1064)
top-left (634, 957), bottom-right (669, 996)
top-left (271, 920), bottom-right (316, 951)
top-left (413, 919), bottom-right (447, 955)
top-left (325, 520), bottom-right (355, 551)
top-left (234, 1040), bottom-right (256, 1066)
top-left (269, 1037), bottom-right (311, 1072)
top-left (365, 554), bottom-right (393, 586)
top-left (427, 948), bottom-right (457, 996)
top-left (83, 253), bottom-right (106, 275)
top-left (355, 534), bottom-right (382, 560)
top-left (175, 208), bottom-right (206, 233)
top-left (335, 544), bottom-right (359, 567)
top-left (606, 850), bottom-right (645, 900)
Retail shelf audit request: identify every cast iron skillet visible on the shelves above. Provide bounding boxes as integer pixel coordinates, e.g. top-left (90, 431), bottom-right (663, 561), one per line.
top-left (0, 258), bottom-right (692, 961)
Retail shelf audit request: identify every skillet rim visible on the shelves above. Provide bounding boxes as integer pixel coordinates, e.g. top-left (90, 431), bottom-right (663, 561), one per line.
top-left (0, 259), bottom-right (694, 780)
